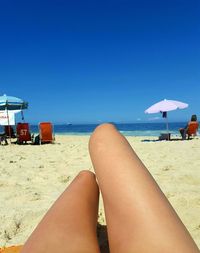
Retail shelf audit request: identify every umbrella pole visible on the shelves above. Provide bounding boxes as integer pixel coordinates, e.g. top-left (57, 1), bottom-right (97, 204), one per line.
top-left (20, 104), bottom-right (25, 122)
top-left (21, 110), bottom-right (25, 122)
top-left (166, 116), bottom-right (170, 140)
top-left (6, 103), bottom-right (11, 143)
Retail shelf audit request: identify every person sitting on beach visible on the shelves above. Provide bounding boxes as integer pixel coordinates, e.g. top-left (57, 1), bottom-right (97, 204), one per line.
top-left (0, 133), bottom-right (8, 145)
top-left (21, 124), bottom-right (199, 253)
top-left (179, 114), bottom-right (199, 140)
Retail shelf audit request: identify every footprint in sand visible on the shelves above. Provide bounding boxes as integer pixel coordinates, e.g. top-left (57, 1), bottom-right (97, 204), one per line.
top-left (31, 192), bottom-right (41, 201)
top-left (58, 175), bottom-right (71, 183)
top-left (162, 165), bottom-right (173, 171)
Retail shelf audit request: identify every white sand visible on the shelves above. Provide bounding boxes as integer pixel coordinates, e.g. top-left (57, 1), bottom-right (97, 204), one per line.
top-left (0, 135), bottom-right (200, 248)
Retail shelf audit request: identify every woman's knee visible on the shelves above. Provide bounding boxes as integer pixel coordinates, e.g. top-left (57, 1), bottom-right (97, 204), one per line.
top-left (89, 123), bottom-right (116, 149)
top-left (73, 171), bottom-right (99, 196)
top-left (94, 123), bottom-right (116, 133)
top-left (76, 170), bottom-right (96, 183)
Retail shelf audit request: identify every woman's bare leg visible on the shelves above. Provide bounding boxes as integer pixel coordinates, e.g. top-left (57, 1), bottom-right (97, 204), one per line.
top-left (89, 124), bottom-right (199, 253)
top-left (21, 170), bottom-right (100, 253)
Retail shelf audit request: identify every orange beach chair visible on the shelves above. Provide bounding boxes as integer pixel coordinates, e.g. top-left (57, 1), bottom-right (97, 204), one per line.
top-left (16, 123), bottom-right (32, 144)
top-left (0, 245), bottom-right (22, 253)
top-left (39, 122), bottom-right (54, 144)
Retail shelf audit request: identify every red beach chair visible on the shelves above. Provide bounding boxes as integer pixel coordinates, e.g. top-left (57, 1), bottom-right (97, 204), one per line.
top-left (16, 123), bottom-right (32, 144)
top-left (39, 122), bottom-right (54, 144)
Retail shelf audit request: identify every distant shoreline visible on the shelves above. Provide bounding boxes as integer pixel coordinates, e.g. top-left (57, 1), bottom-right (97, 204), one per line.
top-left (26, 122), bottom-right (189, 137)
top-left (0, 122), bottom-right (190, 137)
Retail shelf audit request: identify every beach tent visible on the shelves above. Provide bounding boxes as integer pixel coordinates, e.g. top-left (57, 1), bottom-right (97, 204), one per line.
top-left (0, 110), bottom-right (21, 126)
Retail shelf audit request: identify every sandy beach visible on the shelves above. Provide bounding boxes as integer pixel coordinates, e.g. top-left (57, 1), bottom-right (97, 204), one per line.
top-left (0, 135), bottom-right (200, 249)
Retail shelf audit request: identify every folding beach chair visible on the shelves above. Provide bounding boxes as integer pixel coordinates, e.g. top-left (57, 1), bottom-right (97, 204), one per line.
top-left (39, 122), bottom-right (54, 144)
top-left (16, 123), bottom-right (32, 144)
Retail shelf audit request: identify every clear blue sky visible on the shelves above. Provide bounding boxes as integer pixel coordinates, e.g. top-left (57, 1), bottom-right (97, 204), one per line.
top-left (0, 0), bottom-right (199, 124)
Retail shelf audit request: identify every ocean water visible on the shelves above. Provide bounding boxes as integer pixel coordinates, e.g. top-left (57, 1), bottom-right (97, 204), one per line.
top-left (29, 122), bottom-right (187, 137)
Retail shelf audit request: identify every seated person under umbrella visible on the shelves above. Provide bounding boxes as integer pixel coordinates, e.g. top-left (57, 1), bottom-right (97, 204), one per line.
top-left (179, 114), bottom-right (199, 139)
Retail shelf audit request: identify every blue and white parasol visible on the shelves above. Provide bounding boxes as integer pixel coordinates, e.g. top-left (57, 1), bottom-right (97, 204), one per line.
top-left (0, 94), bottom-right (28, 110)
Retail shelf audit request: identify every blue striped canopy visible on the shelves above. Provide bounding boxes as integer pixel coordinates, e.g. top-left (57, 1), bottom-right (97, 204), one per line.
top-left (0, 94), bottom-right (28, 110)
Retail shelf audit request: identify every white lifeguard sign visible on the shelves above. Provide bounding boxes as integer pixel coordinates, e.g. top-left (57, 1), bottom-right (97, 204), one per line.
top-left (0, 110), bottom-right (21, 126)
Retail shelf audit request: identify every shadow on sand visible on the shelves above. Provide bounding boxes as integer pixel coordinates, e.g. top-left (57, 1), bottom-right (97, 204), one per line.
top-left (141, 138), bottom-right (195, 142)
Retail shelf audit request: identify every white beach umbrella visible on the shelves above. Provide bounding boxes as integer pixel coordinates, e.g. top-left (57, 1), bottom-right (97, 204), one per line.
top-left (145, 99), bottom-right (188, 114)
top-left (145, 99), bottom-right (188, 133)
